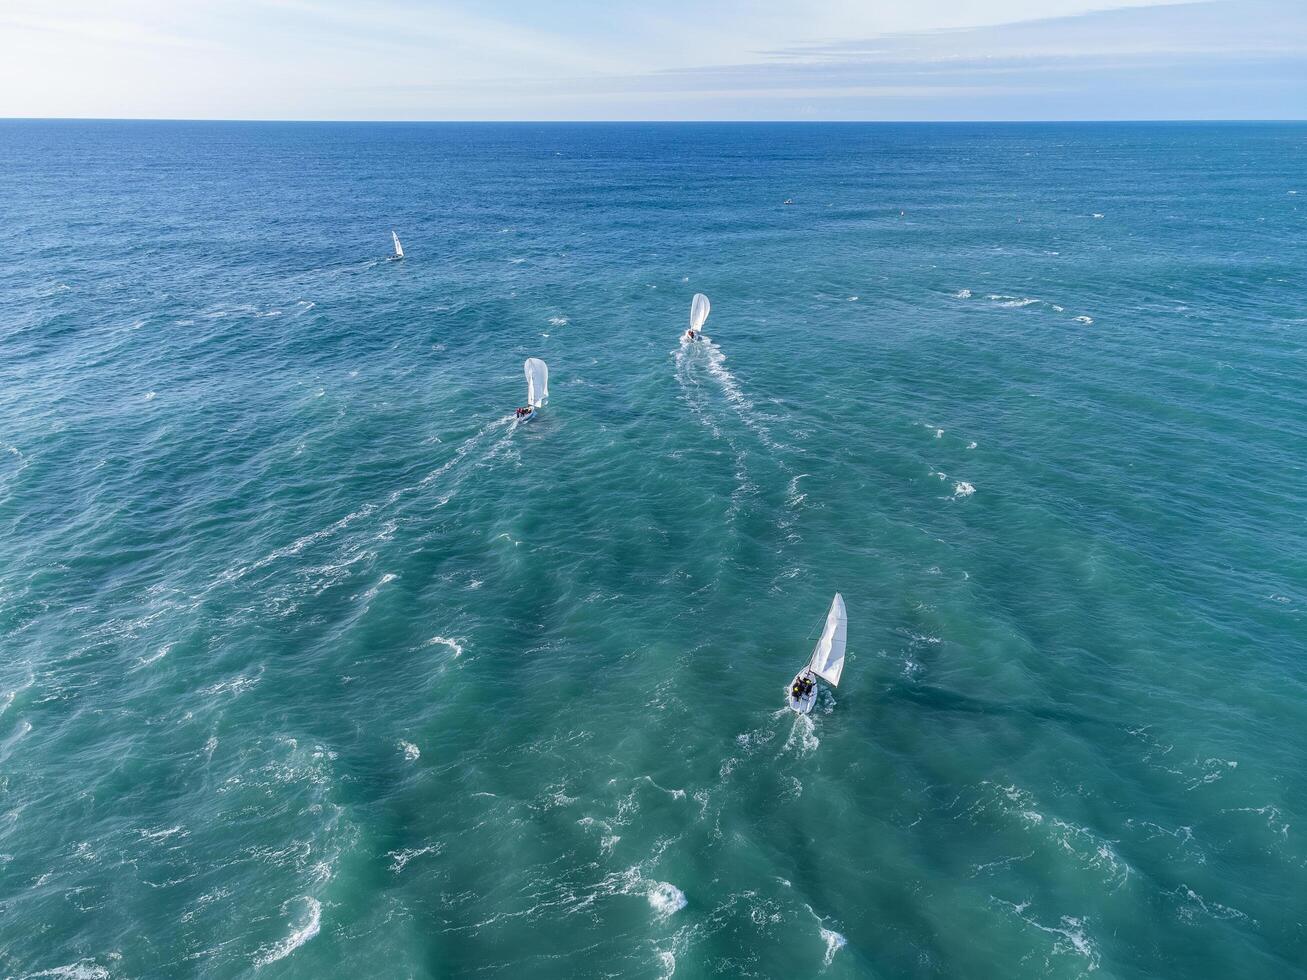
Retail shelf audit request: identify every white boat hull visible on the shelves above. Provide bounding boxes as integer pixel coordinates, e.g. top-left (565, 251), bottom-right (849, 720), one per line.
top-left (787, 670), bottom-right (818, 715)
top-left (515, 409), bottom-right (535, 424)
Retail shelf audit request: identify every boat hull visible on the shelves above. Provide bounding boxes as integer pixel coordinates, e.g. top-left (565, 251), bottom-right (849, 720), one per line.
top-left (515, 409), bottom-right (535, 424)
top-left (787, 670), bottom-right (818, 714)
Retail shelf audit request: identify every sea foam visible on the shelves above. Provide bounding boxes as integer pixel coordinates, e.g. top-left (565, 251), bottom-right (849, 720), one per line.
top-left (254, 896), bottom-right (321, 967)
top-left (648, 881), bottom-right (687, 918)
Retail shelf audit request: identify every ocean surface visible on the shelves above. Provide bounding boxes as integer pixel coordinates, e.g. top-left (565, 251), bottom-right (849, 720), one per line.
top-left (1, 121), bottom-right (1305, 978)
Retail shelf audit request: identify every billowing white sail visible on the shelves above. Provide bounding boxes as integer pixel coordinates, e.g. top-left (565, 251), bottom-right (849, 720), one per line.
top-left (392, 231), bottom-right (404, 258)
top-left (808, 593), bottom-right (846, 687)
top-left (524, 358), bottom-right (548, 409)
top-left (690, 293), bottom-right (710, 331)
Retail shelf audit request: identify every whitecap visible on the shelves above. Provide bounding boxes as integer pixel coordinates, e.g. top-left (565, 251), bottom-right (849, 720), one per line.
top-left (399, 740), bottom-right (420, 761)
top-left (953, 481), bottom-right (975, 497)
top-left (648, 881), bottom-right (686, 919)
top-left (254, 896), bottom-right (321, 967)
top-left (820, 927), bottom-right (847, 967)
top-left (424, 635), bottom-right (463, 656)
top-left (20, 962), bottom-right (110, 979)
top-left (388, 844), bottom-right (440, 873)
top-left (133, 643), bottom-right (173, 669)
top-left (954, 288), bottom-right (972, 299)
top-left (967, 441), bottom-right (977, 450)
top-left (144, 391), bottom-right (157, 401)
top-left (548, 316), bottom-right (568, 326)
top-left (358, 572), bottom-right (398, 603)
top-left (139, 825), bottom-right (186, 842)
top-left (201, 667), bottom-right (263, 698)
top-left (1073, 315), bottom-right (1094, 325)
top-left (847, 295), bottom-right (858, 302)
top-left (1092, 212), bottom-right (1104, 218)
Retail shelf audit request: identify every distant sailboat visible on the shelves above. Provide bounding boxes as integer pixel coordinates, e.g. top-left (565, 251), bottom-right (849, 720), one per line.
top-left (516, 357), bottom-right (548, 423)
top-left (391, 231), bottom-right (404, 260)
top-left (683, 293), bottom-right (710, 342)
top-left (787, 593), bottom-right (846, 714)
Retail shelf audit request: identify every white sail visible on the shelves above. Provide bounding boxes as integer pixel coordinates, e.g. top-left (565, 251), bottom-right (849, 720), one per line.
top-left (808, 593), bottom-right (846, 687)
top-left (392, 231), bottom-right (404, 258)
top-left (690, 293), bottom-right (710, 332)
top-left (524, 358), bottom-right (549, 409)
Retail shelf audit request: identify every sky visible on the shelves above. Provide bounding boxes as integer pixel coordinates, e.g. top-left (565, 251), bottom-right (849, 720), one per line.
top-left (0, 0), bottom-right (1303, 120)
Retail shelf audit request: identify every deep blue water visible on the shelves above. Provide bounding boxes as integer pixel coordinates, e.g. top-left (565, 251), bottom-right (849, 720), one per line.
top-left (1, 121), bottom-right (1306, 978)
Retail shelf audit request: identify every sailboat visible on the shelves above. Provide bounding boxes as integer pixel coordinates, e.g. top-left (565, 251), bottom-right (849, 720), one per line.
top-left (683, 293), bottom-right (710, 342)
top-left (516, 357), bottom-right (548, 423)
top-left (787, 593), bottom-right (846, 714)
top-left (391, 231), bottom-right (404, 260)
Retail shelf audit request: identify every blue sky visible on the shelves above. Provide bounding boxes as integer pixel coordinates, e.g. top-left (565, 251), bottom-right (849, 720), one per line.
top-left (0, 0), bottom-right (1302, 119)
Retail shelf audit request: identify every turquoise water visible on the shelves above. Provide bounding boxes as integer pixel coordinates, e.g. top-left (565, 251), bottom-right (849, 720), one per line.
top-left (1, 121), bottom-right (1305, 978)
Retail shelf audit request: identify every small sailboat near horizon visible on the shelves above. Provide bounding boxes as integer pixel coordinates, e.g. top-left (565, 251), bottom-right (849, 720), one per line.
top-left (788, 593), bottom-right (846, 715)
top-left (683, 292), bottom-right (710, 343)
top-left (515, 357), bottom-right (548, 423)
top-left (390, 230), bottom-right (404, 260)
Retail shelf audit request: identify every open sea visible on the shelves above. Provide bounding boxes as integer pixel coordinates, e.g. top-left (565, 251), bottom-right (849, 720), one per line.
top-left (1, 120), bottom-right (1305, 978)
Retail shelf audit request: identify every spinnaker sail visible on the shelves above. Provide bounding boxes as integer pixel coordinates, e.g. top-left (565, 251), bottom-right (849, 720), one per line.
top-left (807, 593), bottom-right (846, 687)
top-left (690, 293), bottom-right (710, 332)
top-left (524, 358), bottom-right (549, 409)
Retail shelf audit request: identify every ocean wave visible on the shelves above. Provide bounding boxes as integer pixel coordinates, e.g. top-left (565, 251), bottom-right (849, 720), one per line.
top-left (254, 896), bottom-right (321, 967)
top-left (20, 962), bottom-right (111, 980)
top-left (1175, 884), bottom-right (1252, 924)
top-left (993, 898), bottom-right (1099, 971)
top-left (131, 643), bottom-right (173, 670)
top-left (424, 635), bottom-right (463, 657)
top-left (388, 844), bottom-right (440, 873)
top-left (820, 927), bottom-right (847, 967)
top-left (1186, 757), bottom-right (1237, 791)
top-left (648, 881), bottom-right (687, 919)
top-left (987, 294), bottom-right (1040, 308)
top-left (200, 666), bottom-right (263, 698)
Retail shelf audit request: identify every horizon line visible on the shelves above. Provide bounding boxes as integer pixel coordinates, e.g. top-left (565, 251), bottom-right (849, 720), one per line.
top-left (3, 116), bottom-right (1306, 125)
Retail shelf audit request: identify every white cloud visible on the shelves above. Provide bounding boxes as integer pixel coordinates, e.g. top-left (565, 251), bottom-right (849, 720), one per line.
top-left (0, 0), bottom-right (1300, 118)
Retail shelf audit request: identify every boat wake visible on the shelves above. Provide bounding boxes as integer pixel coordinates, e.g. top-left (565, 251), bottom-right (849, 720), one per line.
top-left (784, 713), bottom-right (819, 756)
top-left (699, 339), bottom-right (789, 459)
